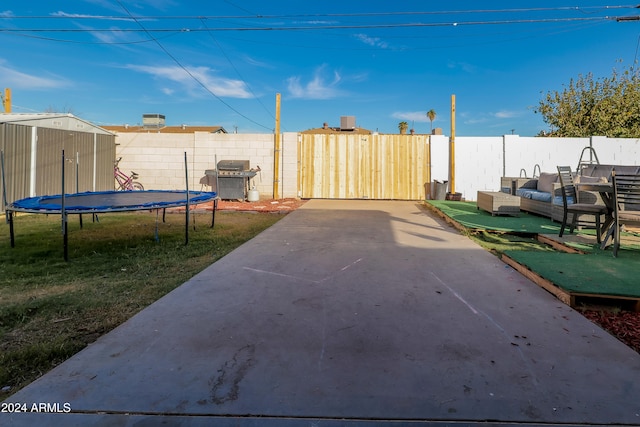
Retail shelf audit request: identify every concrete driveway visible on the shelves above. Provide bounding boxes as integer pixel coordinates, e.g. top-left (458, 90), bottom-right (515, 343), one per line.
top-left (4, 200), bottom-right (640, 426)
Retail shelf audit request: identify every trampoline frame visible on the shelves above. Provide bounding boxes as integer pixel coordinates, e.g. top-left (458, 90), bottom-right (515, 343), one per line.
top-left (2, 150), bottom-right (218, 261)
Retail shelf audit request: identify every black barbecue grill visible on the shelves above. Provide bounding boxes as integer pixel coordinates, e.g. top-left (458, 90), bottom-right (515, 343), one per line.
top-left (203, 160), bottom-right (257, 200)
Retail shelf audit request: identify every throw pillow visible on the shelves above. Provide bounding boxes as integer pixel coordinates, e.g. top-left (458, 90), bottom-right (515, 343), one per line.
top-left (537, 172), bottom-right (558, 193)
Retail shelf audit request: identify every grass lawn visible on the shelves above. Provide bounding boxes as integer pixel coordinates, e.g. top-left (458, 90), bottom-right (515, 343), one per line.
top-left (0, 209), bottom-right (282, 397)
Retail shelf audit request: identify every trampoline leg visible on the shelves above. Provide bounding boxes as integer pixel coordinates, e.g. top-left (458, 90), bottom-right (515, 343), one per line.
top-left (63, 213), bottom-right (68, 262)
top-left (79, 214), bottom-right (83, 229)
top-left (211, 198), bottom-right (218, 228)
top-left (8, 211), bottom-right (15, 248)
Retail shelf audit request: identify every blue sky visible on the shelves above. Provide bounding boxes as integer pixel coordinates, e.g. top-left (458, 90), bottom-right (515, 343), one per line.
top-left (1, 1), bottom-right (640, 136)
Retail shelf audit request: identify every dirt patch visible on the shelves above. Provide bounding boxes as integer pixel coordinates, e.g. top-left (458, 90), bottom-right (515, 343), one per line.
top-left (173, 198), bottom-right (307, 213)
top-left (217, 198), bottom-right (307, 213)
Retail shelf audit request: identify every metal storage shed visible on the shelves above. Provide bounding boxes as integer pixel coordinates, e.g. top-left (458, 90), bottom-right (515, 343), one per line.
top-left (1, 113), bottom-right (116, 212)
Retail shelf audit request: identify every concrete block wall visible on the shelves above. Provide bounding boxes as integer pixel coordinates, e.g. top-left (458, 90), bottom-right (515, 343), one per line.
top-left (114, 130), bottom-right (640, 202)
top-left (113, 131), bottom-right (298, 199)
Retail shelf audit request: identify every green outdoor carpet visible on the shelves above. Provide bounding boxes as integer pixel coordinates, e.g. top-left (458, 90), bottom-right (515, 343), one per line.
top-left (427, 200), bottom-right (561, 234)
top-left (504, 249), bottom-right (640, 298)
top-left (427, 200), bottom-right (640, 299)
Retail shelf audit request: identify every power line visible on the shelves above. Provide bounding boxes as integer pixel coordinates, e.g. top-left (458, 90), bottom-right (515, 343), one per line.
top-left (199, 18), bottom-right (278, 127)
top-left (0, 16), bottom-right (629, 33)
top-left (2, 31), bottom-right (179, 44)
top-left (4, 5), bottom-right (638, 20)
top-left (114, 0), bottom-right (272, 131)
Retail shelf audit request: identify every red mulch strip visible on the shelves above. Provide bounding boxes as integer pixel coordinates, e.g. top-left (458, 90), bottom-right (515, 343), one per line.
top-left (581, 310), bottom-right (640, 354)
top-left (171, 198), bottom-right (307, 213)
top-left (216, 198), bottom-right (307, 213)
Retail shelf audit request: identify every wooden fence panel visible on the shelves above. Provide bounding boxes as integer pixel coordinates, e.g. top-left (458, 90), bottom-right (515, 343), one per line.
top-left (300, 133), bottom-right (429, 200)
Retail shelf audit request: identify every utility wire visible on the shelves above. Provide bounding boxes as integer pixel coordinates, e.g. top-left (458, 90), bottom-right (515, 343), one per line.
top-left (2, 31), bottom-right (179, 44)
top-left (0, 16), bottom-right (627, 32)
top-left (115, 0), bottom-right (272, 131)
top-left (200, 18), bottom-right (278, 127)
top-left (5, 5), bottom-right (639, 20)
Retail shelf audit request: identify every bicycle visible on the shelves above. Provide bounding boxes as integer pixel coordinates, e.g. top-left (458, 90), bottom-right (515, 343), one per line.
top-left (114, 157), bottom-right (144, 191)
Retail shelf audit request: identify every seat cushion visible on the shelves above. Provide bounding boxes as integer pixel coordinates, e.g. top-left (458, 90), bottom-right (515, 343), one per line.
top-left (530, 191), bottom-right (552, 202)
top-left (515, 188), bottom-right (535, 199)
top-left (553, 195), bottom-right (574, 206)
top-left (516, 188), bottom-right (552, 202)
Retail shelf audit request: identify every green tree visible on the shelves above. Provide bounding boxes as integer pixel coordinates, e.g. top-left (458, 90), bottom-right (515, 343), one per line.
top-left (426, 109), bottom-right (437, 134)
top-left (536, 64), bottom-right (640, 137)
top-left (398, 121), bottom-right (408, 134)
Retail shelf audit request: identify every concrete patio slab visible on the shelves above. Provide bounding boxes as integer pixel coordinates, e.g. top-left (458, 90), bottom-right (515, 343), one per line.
top-left (4, 200), bottom-right (640, 426)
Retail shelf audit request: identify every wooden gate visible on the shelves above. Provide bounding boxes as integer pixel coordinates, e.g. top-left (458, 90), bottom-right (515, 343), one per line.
top-left (299, 133), bottom-right (430, 200)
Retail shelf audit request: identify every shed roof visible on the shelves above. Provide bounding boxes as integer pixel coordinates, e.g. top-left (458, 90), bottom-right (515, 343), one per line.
top-left (0, 113), bottom-right (113, 135)
top-left (0, 113), bottom-right (114, 135)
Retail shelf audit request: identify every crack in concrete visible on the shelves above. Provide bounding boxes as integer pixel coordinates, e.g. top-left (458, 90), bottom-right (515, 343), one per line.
top-left (209, 344), bottom-right (256, 405)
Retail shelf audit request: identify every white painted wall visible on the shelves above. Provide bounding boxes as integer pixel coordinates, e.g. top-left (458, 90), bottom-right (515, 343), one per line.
top-left (113, 131), bottom-right (640, 201)
top-left (432, 135), bottom-right (640, 201)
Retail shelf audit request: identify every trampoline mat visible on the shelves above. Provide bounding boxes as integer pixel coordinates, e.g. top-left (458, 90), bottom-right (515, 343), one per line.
top-left (9, 190), bottom-right (217, 213)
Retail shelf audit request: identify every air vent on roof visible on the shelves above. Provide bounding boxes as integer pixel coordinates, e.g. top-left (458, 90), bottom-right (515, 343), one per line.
top-left (340, 116), bottom-right (356, 131)
top-left (142, 114), bottom-right (165, 129)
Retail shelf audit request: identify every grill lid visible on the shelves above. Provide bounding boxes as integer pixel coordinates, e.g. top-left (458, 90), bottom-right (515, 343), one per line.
top-left (217, 160), bottom-right (250, 171)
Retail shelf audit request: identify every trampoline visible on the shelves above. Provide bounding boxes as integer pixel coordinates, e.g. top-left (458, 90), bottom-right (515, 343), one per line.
top-left (8, 190), bottom-right (217, 214)
top-left (5, 190), bottom-right (218, 261)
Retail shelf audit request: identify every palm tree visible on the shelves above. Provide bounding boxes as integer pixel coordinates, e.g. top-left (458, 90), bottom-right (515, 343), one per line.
top-left (398, 121), bottom-right (408, 135)
top-left (426, 109), bottom-right (437, 134)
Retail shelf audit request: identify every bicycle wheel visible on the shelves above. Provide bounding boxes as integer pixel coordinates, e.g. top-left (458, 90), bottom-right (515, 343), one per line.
top-left (132, 182), bottom-right (144, 191)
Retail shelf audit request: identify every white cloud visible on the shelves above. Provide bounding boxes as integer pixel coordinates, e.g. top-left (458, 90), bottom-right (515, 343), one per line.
top-left (126, 64), bottom-right (252, 98)
top-left (494, 110), bottom-right (521, 119)
top-left (391, 111), bottom-right (432, 123)
top-left (81, 0), bottom-right (178, 13)
top-left (287, 65), bottom-right (343, 99)
top-left (0, 60), bottom-right (69, 89)
top-left (295, 20), bottom-right (339, 25)
top-left (464, 117), bottom-right (489, 125)
top-left (447, 61), bottom-right (477, 73)
top-left (241, 55), bottom-right (273, 69)
top-left (51, 11), bottom-right (115, 19)
top-left (0, 10), bottom-right (15, 18)
top-left (354, 33), bottom-right (389, 49)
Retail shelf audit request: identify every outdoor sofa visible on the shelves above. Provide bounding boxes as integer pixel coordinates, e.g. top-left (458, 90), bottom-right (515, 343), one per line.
top-left (514, 164), bottom-right (640, 222)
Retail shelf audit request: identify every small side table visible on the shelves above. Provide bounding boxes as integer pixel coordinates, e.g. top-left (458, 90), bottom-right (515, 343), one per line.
top-left (477, 191), bottom-right (521, 216)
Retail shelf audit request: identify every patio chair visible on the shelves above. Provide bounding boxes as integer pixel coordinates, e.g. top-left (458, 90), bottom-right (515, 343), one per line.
top-left (557, 166), bottom-right (607, 243)
top-left (612, 172), bottom-right (640, 257)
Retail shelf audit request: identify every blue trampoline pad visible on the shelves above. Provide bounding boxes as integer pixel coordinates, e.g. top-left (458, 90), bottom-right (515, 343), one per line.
top-left (9, 190), bottom-right (217, 214)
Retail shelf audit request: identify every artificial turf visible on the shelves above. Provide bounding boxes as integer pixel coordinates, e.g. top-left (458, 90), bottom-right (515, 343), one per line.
top-left (426, 200), bottom-right (640, 299)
